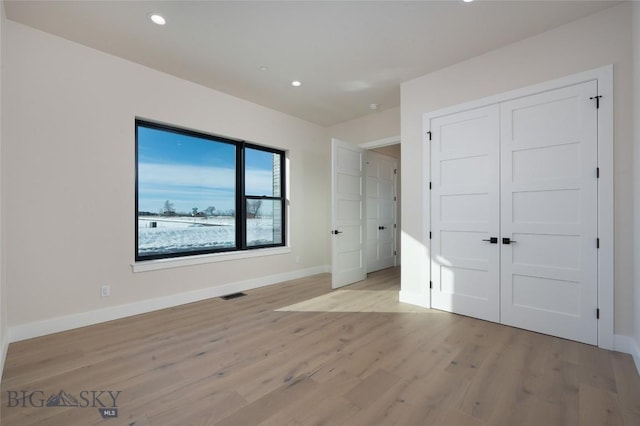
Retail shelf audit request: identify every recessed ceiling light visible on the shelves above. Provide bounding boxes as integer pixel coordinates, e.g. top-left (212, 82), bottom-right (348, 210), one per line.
top-left (370, 103), bottom-right (379, 110)
top-left (291, 81), bottom-right (302, 87)
top-left (258, 66), bottom-right (269, 72)
top-left (463, 0), bottom-right (474, 3)
top-left (149, 13), bottom-right (166, 25)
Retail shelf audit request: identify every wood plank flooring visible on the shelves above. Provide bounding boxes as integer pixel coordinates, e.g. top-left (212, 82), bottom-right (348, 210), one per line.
top-left (2, 267), bottom-right (639, 425)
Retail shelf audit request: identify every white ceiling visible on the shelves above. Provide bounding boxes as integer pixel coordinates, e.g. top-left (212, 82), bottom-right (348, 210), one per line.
top-left (4, 0), bottom-right (620, 127)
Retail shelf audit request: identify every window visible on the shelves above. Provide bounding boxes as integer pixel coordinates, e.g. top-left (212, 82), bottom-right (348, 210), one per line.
top-left (135, 120), bottom-right (285, 261)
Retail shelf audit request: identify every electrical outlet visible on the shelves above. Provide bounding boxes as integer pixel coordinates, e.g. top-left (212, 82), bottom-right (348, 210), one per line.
top-left (101, 285), bottom-right (110, 297)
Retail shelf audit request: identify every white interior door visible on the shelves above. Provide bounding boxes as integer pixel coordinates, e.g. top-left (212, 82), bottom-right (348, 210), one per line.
top-left (366, 151), bottom-right (397, 273)
top-left (429, 105), bottom-right (501, 322)
top-left (500, 81), bottom-right (598, 344)
top-left (331, 138), bottom-right (366, 289)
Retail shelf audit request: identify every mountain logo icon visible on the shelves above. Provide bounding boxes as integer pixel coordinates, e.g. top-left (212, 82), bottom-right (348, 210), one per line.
top-left (46, 389), bottom-right (79, 407)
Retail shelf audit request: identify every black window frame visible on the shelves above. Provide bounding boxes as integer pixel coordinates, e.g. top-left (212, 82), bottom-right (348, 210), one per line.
top-left (135, 119), bottom-right (286, 262)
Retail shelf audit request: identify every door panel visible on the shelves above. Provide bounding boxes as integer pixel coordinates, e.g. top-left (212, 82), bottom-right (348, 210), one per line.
top-left (366, 151), bottom-right (397, 273)
top-left (430, 105), bottom-right (500, 322)
top-left (500, 81), bottom-right (598, 344)
top-left (332, 139), bottom-right (366, 289)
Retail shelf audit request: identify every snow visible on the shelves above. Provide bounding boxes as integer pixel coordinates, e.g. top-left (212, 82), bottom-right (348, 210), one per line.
top-left (137, 216), bottom-right (280, 255)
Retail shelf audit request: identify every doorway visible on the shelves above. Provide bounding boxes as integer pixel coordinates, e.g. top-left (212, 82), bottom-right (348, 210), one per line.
top-left (366, 146), bottom-right (400, 273)
top-left (330, 138), bottom-right (401, 289)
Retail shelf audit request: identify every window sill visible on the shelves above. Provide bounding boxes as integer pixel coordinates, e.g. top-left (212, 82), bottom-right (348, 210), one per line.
top-left (132, 246), bottom-right (292, 272)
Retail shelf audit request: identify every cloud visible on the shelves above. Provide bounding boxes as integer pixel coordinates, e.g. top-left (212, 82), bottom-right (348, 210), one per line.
top-left (137, 162), bottom-right (277, 212)
top-left (245, 169), bottom-right (277, 195)
top-left (138, 163), bottom-right (235, 190)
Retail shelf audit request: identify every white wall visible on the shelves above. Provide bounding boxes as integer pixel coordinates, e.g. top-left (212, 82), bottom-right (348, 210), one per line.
top-left (3, 20), bottom-right (330, 338)
top-left (0, 0), bottom-right (7, 375)
top-left (401, 4), bottom-right (635, 335)
top-left (633, 1), bottom-right (640, 366)
top-left (371, 144), bottom-right (399, 159)
top-left (328, 106), bottom-right (400, 144)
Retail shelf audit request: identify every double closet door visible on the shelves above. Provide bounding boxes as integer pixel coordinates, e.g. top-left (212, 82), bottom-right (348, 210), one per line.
top-left (429, 81), bottom-right (599, 345)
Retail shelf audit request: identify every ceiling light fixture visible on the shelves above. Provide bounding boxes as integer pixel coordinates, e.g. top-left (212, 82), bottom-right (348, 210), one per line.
top-left (291, 81), bottom-right (302, 87)
top-left (370, 103), bottom-right (379, 110)
top-left (258, 66), bottom-right (268, 72)
top-left (149, 13), bottom-right (166, 25)
top-left (463, 0), bottom-right (474, 3)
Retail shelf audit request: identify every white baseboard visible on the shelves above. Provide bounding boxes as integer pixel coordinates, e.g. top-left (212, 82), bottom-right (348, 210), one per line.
top-left (614, 334), bottom-right (640, 376)
top-left (9, 265), bottom-right (330, 343)
top-left (0, 335), bottom-right (8, 381)
top-left (398, 290), bottom-right (430, 308)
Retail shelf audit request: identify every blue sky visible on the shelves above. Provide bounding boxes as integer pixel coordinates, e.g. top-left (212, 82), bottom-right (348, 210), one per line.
top-left (137, 126), bottom-right (277, 214)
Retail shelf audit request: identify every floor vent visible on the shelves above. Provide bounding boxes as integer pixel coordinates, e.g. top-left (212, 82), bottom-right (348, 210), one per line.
top-left (221, 292), bottom-right (247, 300)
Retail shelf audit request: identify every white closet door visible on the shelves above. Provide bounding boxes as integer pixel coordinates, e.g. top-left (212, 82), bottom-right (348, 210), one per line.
top-left (430, 105), bottom-right (500, 322)
top-left (366, 151), bottom-right (397, 273)
top-left (500, 81), bottom-right (598, 344)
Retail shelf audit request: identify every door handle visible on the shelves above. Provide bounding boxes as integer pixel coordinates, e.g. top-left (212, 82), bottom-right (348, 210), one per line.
top-left (502, 237), bottom-right (517, 245)
top-left (378, 226), bottom-right (386, 230)
top-left (331, 230), bottom-right (343, 235)
top-left (482, 237), bottom-right (498, 244)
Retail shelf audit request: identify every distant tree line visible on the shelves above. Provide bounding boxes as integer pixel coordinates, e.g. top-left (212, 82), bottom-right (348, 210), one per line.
top-left (137, 200), bottom-right (235, 217)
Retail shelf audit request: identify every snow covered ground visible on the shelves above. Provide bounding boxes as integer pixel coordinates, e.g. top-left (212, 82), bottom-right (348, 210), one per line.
top-left (137, 216), bottom-right (279, 255)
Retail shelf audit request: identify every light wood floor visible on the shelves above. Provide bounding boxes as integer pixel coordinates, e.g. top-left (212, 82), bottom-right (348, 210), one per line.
top-left (2, 267), bottom-right (640, 425)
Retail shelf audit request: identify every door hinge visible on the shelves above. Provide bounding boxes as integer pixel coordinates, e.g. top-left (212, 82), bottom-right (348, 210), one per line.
top-left (597, 238), bottom-right (600, 249)
top-left (394, 250), bottom-right (397, 256)
top-left (590, 95), bottom-right (602, 109)
top-left (429, 182), bottom-right (432, 190)
top-left (429, 231), bottom-right (432, 239)
top-left (394, 196), bottom-right (397, 201)
top-left (429, 281), bottom-right (433, 289)
top-left (596, 167), bottom-right (600, 178)
top-left (394, 224), bottom-right (397, 229)
top-left (394, 168), bottom-right (397, 175)
top-left (426, 131), bottom-right (432, 141)
top-left (597, 308), bottom-right (600, 319)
